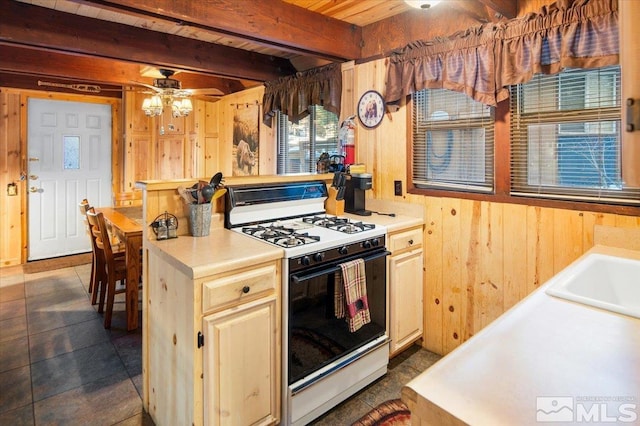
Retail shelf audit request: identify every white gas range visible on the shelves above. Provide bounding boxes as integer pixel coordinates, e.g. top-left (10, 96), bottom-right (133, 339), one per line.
top-left (225, 180), bottom-right (390, 425)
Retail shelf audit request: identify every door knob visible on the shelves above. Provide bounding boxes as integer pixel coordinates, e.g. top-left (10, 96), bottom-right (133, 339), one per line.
top-left (28, 157), bottom-right (40, 162)
top-left (29, 174), bottom-right (38, 180)
top-left (29, 187), bottom-right (39, 193)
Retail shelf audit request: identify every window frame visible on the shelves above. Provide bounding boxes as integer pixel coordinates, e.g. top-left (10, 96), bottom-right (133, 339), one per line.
top-left (407, 83), bottom-right (639, 217)
top-left (276, 105), bottom-right (339, 175)
top-left (411, 89), bottom-right (495, 194)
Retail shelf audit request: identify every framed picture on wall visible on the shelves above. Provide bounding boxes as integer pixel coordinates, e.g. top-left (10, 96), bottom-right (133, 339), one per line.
top-left (233, 103), bottom-right (259, 176)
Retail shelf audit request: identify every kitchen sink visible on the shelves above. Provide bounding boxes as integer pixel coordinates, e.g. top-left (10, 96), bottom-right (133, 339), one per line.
top-left (545, 253), bottom-right (640, 319)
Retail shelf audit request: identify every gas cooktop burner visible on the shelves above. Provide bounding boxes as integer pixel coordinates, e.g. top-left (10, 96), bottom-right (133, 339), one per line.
top-left (302, 215), bottom-right (375, 234)
top-left (241, 224), bottom-right (321, 247)
top-left (274, 233), bottom-right (321, 248)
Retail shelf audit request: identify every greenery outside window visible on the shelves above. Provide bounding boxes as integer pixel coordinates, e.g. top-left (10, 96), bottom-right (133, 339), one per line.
top-left (412, 89), bottom-right (495, 193)
top-left (510, 66), bottom-right (638, 205)
top-left (277, 106), bottom-right (339, 174)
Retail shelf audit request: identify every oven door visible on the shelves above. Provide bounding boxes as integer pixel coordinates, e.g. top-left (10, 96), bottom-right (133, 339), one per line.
top-left (288, 248), bottom-right (388, 386)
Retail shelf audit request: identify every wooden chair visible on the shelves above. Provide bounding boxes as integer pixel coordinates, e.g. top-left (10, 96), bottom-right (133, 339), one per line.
top-left (86, 209), bottom-right (131, 329)
top-left (79, 199), bottom-right (97, 296)
top-left (79, 199), bottom-right (125, 306)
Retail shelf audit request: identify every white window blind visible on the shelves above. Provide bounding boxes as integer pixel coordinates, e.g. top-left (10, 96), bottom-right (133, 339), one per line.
top-left (276, 106), bottom-right (339, 174)
top-left (412, 89), bottom-right (495, 193)
top-left (510, 66), bottom-right (638, 205)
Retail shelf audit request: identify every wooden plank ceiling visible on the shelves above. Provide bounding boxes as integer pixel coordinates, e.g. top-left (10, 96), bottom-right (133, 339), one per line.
top-left (0, 0), bottom-right (516, 98)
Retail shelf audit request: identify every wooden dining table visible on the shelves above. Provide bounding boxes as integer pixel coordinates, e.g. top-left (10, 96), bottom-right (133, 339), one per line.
top-left (96, 206), bottom-right (144, 331)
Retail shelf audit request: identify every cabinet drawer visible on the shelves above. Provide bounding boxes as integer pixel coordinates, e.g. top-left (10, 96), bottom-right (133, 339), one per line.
top-left (202, 263), bottom-right (277, 313)
top-left (389, 227), bottom-right (423, 253)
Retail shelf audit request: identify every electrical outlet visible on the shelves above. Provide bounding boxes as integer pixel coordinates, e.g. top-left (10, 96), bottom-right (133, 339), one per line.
top-left (394, 180), bottom-right (402, 196)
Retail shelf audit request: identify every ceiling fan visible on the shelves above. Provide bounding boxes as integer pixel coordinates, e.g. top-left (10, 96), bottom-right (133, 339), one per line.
top-left (133, 68), bottom-right (224, 117)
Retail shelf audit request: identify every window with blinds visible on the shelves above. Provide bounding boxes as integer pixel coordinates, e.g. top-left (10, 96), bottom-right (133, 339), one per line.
top-left (510, 66), bottom-right (638, 205)
top-left (412, 89), bottom-right (495, 193)
top-left (276, 106), bottom-right (339, 174)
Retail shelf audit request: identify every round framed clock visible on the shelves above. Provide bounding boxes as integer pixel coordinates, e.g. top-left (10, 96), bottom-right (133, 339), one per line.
top-left (357, 90), bottom-right (385, 129)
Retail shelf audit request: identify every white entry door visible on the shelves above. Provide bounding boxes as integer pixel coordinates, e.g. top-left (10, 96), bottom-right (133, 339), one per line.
top-left (27, 99), bottom-right (113, 261)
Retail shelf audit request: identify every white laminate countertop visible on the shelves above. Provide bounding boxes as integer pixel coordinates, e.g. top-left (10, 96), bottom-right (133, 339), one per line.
top-left (344, 199), bottom-right (424, 232)
top-left (145, 228), bottom-right (283, 280)
top-left (344, 212), bottom-right (423, 233)
top-left (403, 245), bottom-right (640, 426)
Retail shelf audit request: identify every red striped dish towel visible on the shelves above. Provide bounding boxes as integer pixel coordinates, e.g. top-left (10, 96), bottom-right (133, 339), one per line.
top-left (334, 258), bottom-right (370, 332)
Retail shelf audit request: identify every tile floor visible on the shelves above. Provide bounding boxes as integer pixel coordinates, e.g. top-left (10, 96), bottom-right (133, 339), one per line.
top-left (0, 262), bottom-right (441, 425)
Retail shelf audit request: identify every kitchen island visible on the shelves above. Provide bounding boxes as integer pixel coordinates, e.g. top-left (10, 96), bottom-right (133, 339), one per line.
top-left (143, 229), bottom-right (283, 426)
top-left (402, 245), bottom-right (640, 425)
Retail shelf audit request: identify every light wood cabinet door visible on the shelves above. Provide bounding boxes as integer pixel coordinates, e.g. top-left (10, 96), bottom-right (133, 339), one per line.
top-left (203, 295), bottom-right (280, 426)
top-left (389, 248), bottom-right (424, 356)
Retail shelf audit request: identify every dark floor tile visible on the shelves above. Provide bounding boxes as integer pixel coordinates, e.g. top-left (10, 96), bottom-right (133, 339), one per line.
top-left (26, 298), bottom-right (98, 335)
top-left (358, 354), bottom-right (430, 409)
top-left (24, 269), bottom-right (82, 298)
top-left (31, 341), bottom-right (126, 402)
top-left (0, 298), bottom-right (26, 321)
top-left (0, 365), bottom-right (32, 414)
top-left (0, 267), bottom-right (24, 281)
top-left (0, 336), bottom-right (30, 373)
top-left (26, 285), bottom-right (88, 313)
top-left (33, 370), bottom-right (142, 426)
top-left (395, 347), bottom-right (441, 374)
top-left (29, 318), bottom-right (111, 363)
top-left (0, 314), bottom-right (28, 342)
top-left (310, 393), bottom-right (374, 425)
top-left (0, 403), bottom-right (34, 426)
top-left (131, 373), bottom-right (144, 399)
top-left (114, 410), bottom-right (155, 426)
top-left (112, 332), bottom-right (143, 376)
top-left (0, 282), bottom-right (25, 303)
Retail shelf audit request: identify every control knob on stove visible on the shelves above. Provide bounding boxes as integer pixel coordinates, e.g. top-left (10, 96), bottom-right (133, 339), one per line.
top-left (371, 238), bottom-right (380, 247)
top-left (301, 256), bottom-right (311, 266)
top-left (313, 252), bottom-right (325, 262)
top-left (362, 240), bottom-right (372, 249)
top-left (338, 246), bottom-right (348, 255)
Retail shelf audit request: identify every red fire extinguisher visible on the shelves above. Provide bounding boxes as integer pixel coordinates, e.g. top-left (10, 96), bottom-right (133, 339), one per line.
top-left (339, 116), bottom-right (356, 165)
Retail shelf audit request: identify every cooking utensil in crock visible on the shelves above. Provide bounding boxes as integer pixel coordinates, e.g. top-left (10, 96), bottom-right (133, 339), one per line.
top-left (210, 172), bottom-right (223, 188)
top-left (211, 188), bottom-right (227, 202)
top-left (201, 184), bottom-right (215, 203)
top-left (177, 186), bottom-right (196, 204)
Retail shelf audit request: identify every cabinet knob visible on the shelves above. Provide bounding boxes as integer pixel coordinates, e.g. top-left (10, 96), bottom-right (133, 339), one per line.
top-left (242, 286), bottom-right (250, 294)
top-left (408, 239), bottom-right (414, 245)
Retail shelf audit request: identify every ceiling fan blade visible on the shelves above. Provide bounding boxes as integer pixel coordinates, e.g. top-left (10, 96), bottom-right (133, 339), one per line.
top-left (188, 88), bottom-right (225, 96)
top-left (130, 81), bottom-right (162, 92)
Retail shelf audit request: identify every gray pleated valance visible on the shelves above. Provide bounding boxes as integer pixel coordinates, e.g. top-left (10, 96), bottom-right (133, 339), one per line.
top-left (385, 0), bottom-right (619, 109)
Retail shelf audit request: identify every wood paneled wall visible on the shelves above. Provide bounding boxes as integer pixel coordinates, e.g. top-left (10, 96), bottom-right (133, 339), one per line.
top-left (0, 88), bottom-right (121, 267)
top-left (0, 90), bottom-right (22, 266)
top-left (352, 58), bottom-right (640, 356)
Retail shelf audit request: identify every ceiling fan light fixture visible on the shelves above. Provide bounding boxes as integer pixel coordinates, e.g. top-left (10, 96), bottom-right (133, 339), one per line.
top-left (140, 69), bottom-right (193, 117)
top-left (172, 98), bottom-right (193, 118)
top-left (142, 95), bottom-right (163, 116)
top-left (405, 0), bottom-right (442, 9)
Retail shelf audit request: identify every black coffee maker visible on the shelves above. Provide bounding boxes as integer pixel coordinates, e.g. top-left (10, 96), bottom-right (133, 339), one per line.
top-left (344, 173), bottom-right (373, 216)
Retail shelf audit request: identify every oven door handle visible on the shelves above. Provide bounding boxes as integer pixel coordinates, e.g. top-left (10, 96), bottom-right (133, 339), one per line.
top-left (291, 250), bottom-right (390, 283)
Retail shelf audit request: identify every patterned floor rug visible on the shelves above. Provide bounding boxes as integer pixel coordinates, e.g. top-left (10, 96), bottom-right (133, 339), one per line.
top-left (352, 399), bottom-right (411, 426)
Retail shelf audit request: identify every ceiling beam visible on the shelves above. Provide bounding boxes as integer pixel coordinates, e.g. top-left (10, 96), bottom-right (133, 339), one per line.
top-left (76, 0), bottom-right (363, 60)
top-left (477, 0), bottom-right (517, 19)
top-left (0, 45), bottom-right (246, 94)
top-left (361, 6), bottom-right (483, 58)
top-left (0, 0), bottom-right (296, 83)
